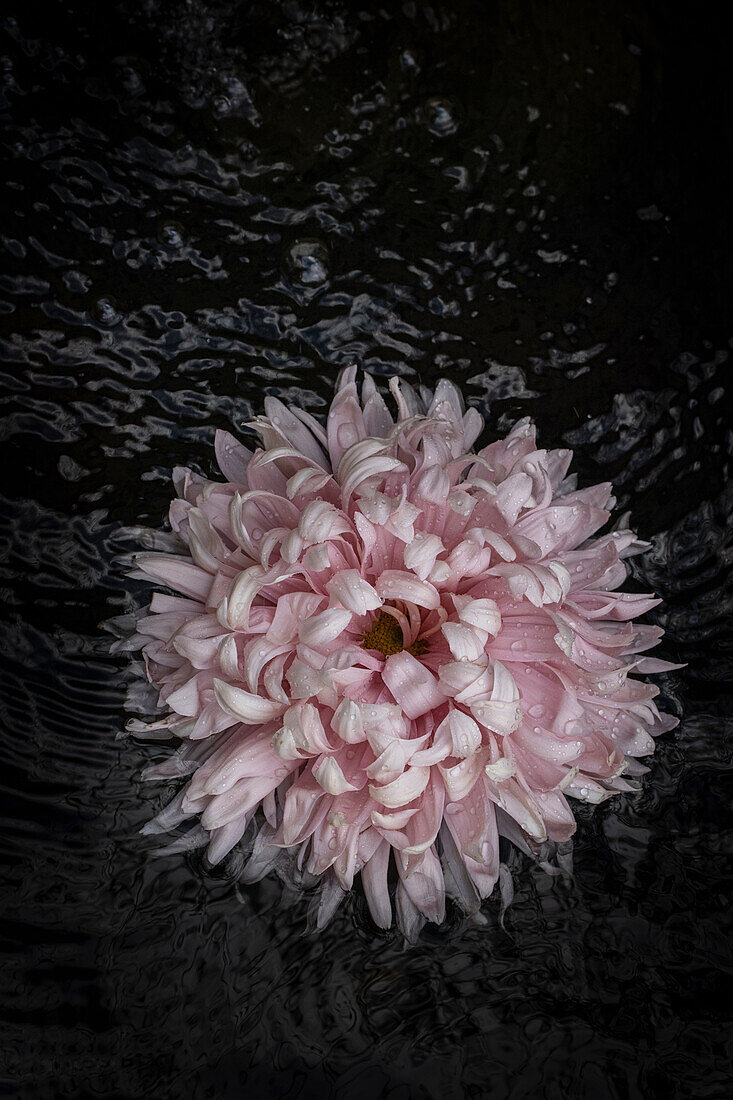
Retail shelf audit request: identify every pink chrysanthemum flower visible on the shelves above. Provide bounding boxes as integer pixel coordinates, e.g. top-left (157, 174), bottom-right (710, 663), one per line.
top-left (126, 369), bottom-right (678, 934)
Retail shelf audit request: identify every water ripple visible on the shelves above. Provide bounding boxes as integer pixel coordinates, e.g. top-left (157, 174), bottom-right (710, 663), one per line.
top-left (1, 1), bottom-right (730, 1097)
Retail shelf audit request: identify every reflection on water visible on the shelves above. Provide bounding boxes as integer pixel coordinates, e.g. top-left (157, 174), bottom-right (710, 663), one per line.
top-left (1, 1), bottom-right (730, 1097)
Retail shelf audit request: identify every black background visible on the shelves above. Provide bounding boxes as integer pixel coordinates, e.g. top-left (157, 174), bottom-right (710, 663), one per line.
top-left (1, 2), bottom-right (731, 1098)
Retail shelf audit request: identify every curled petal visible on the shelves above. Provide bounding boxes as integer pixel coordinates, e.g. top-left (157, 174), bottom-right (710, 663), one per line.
top-left (439, 752), bottom-right (486, 802)
top-left (455, 596), bottom-right (502, 637)
top-left (286, 467), bottom-right (333, 500)
top-left (326, 570), bottom-right (382, 615)
top-left (382, 651), bottom-right (447, 720)
top-left (470, 662), bottom-right (523, 736)
top-left (370, 766), bottom-right (431, 809)
top-left (267, 592), bottom-right (325, 644)
top-left (299, 608), bottom-right (353, 647)
top-left (415, 466), bottom-right (450, 504)
top-left (442, 622), bottom-right (486, 662)
top-left (403, 532), bottom-right (445, 581)
top-left (484, 757), bottom-right (517, 781)
top-left (298, 499), bottom-right (352, 543)
top-left (366, 739), bottom-right (415, 784)
top-left (225, 566), bottom-right (265, 631)
top-left (445, 709), bottom-right (483, 758)
top-left (313, 756), bottom-right (359, 795)
top-left (371, 806), bottom-right (421, 830)
top-left (214, 679), bottom-right (286, 723)
top-left (375, 570), bottom-right (440, 609)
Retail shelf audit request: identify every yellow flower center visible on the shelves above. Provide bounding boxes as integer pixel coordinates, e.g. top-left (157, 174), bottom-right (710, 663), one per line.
top-left (361, 610), bottom-right (428, 658)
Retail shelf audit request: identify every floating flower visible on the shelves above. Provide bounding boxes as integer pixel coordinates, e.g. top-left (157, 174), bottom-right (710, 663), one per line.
top-left (124, 369), bottom-right (678, 935)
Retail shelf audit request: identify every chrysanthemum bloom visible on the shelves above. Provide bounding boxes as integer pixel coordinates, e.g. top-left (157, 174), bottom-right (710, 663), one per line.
top-left (126, 369), bottom-right (678, 935)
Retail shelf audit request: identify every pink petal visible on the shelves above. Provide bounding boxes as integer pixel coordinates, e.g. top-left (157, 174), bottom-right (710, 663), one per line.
top-left (403, 532), bottom-right (445, 581)
top-left (382, 651), bottom-right (447, 720)
top-left (375, 570), bottom-right (440, 609)
top-left (133, 555), bottom-right (212, 601)
top-left (455, 596), bottom-right (502, 636)
top-left (396, 846), bottom-right (445, 924)
top-left (326, 570), bottom-right (382, 614)
top-left (312, 756), bottom-right (359, 795)
top-left (299, 607), bottom-right (352, 647)
top-left (369, 765), bottom-right (431, 808)
top-left (214, 678), bottom-right (286, 723)
top-left (327, 375), bottom-right (367, 469)
top-left (442, 622), bottom-right (486, 662)
top-left (215, 429), bottom-right (254, 485)
top-left (361, 840), bottom-right (393, 928)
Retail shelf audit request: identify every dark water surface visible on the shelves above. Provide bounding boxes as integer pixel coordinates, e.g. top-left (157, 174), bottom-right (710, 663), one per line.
top-left (1, 2), bottom-right (731, 1097)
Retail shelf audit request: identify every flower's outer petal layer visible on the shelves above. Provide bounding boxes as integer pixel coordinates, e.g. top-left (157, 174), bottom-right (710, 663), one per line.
top-left (130, 371), bottom-right (677, 934)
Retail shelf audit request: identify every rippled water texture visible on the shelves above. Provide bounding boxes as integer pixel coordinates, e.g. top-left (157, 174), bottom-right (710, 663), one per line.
top-left (1, 2), bottom-right (731, 1097)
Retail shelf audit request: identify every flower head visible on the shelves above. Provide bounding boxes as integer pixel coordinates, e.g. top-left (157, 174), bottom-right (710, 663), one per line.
top-left (128, 369), bottom-right (677, 934)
